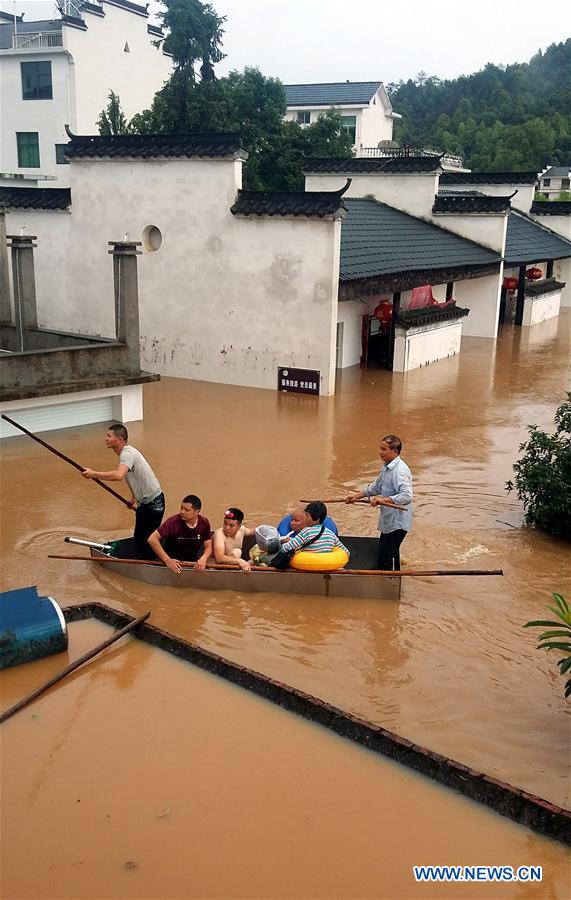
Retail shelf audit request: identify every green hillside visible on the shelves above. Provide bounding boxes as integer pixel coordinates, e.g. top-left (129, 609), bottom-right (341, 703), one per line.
top-left (388, 40), bottom-right (571, 170)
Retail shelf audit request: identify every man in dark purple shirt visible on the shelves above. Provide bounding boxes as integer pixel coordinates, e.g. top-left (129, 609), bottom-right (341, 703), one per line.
top-left (147, 494), bottom-right (213, 574)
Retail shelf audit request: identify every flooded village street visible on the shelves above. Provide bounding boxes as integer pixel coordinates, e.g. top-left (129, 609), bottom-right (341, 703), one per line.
top-left (1, 311), bottom-right (570, 898)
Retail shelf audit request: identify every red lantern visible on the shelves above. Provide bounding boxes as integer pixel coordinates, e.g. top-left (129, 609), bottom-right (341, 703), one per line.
top-left (503, 276), bottom-right (519, 292)
top-left (373, 300), bottom-right (393, 329)
top-left (525, 267), bottom-right (543, 281)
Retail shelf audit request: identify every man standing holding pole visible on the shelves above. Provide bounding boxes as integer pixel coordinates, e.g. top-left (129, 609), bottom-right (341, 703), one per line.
top-left (82, 423), bottom-right (164, 559)
top-left (346, 434), bottom-right (413, 571)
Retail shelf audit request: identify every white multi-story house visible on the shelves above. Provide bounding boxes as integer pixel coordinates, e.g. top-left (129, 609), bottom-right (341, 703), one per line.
top-left (283, 81), bottom-right (400, 155)
top-left (0, 0), bottom-right (172, 187)
top-left (538, 166), bottom-right (571, 199)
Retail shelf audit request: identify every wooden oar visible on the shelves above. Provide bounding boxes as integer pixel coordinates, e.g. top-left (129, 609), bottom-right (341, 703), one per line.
top-left (300, 497), bottom-right (408, 511)
top-left (1, 414), bottom-right (131, 509)
top-left (47, 555), bottom-right (503, 578)
top-left (0, 611), bottom-right (150, 725)
top-left (49, 554), bottom-right (276, 573)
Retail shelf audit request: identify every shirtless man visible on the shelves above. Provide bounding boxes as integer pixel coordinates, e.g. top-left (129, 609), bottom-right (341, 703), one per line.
top-left (212, 508), bottom-right (255, 572)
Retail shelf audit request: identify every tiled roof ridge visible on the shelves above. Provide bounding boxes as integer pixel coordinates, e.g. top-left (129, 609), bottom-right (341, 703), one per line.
top-left (440, 171), bottom-right (538, 185)
top-left (64, 130), bottom-right (245, 160)
top-left (231, 181), bottom-right (351, 218)
top-left (284, 80), bottom-right (382, 87)
top-left (0, 187), bottom-right (71, 211)
top-left (433, 193), bottom-right (515, 214)
top-left (303, 156), bottom-right (442, 174)
top-left (531, 200), bottom-right (571, 216)
top-left (344, 196), bottom-right (503, 257)
top-left (100, 0), bottom-right (148, 17)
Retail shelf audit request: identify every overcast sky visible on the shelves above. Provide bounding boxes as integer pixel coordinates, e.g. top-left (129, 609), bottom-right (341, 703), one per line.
top-left (2, 0), bottom-right (569, 84)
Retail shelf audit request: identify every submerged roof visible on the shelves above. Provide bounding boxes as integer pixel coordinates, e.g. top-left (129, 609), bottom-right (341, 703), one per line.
top-left (231, 185), bottom-right (348, 218)
top-left (505, 211), bottom-right (571, 265)
top-left (0, 187), bottom-right (71, 210)
top-left (65, 132), bottom-right (244, 160)
top-left (440, 171), bottom-right (538, 186)
top-left (284, 81), bottom-right (382, 107)
top-left (304, 156), bottom-right (441, 175)
top-left (340, 198), bottom-right (501, 282)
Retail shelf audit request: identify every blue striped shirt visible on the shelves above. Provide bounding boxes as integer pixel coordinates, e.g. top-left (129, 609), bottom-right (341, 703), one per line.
top-left (363, 456), bottom-right (413, 533)
top-left (281, 526), bottom-right (349, 555)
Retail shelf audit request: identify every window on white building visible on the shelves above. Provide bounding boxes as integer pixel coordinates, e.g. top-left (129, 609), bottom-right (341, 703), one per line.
top-left (543, 178), bottom-right (551, 187)
top-left (17, 132), bottom-right (40, 167)
top-left (297, 111), bottom-right (310, 124)
top-left (21, 61), bottom-right (53, 100)
top-left (341, 115), bottom-right (357, 143)
top-left (562, 178), bottom-right (570, 189)
top-left (55, 144), bottom-right (69, 165)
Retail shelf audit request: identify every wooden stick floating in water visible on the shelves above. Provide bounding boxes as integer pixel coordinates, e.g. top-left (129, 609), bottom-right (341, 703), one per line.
top-left (0, 611), bottom-right (150, 725)
top-left (0, 414), bottom-right (131, 509)
top-left (48, 555), bottom-right (503, 578)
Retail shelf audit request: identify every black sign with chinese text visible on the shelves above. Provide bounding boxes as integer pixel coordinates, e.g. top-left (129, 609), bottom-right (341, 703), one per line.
top-left (278, 367), bottom-right (320, 395)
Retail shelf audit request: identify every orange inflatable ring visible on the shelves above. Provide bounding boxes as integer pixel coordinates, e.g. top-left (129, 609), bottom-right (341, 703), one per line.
top-left (289, 547), bottom-right (349, 572)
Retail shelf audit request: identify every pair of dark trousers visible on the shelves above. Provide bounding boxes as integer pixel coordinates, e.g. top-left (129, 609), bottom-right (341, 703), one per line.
top-left (377, 529), bottom-right (407, 571)
top-left (134, 493), bottom-right (165, 559)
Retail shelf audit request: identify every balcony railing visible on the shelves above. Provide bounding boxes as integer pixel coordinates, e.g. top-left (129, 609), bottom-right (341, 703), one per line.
top-left (12, 31), bottom-right (63, 50)
top-left (359, 146), bottom-right (464, 168)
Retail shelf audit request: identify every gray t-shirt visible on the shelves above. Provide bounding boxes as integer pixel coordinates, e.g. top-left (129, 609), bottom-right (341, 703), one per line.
top-left (119, 445), bottom-right (161, 504)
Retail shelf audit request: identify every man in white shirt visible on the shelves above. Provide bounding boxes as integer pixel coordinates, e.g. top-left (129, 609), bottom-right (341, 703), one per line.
top-left (346, 434), bottom-right (413, 570)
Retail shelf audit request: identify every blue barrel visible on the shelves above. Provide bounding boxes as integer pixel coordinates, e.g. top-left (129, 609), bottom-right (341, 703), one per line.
top-left (0, 586), bottom-right (68, 670)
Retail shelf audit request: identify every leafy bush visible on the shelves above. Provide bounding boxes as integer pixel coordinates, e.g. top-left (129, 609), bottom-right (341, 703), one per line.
top-left (525, 593), bottom-right (571, 697)
top-left (506, 393), bottom-right (571, 539)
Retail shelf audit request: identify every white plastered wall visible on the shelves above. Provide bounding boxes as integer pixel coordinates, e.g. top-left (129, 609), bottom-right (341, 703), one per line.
top-left (305, 172), bottom-right (440, 219)
top-left (63, 5), bottom-right (172, 132)
top-left (336, 300), bottom-right (365, 369)
top-left (428, 213), bottom-right (507, 253)
top-left (6, 155), bottom-right (341, 395)
top-left (4, 209), bottom-right (72, 329)
top-left (454, 272), bottom-right (503, 338)
top-left (0, 50), bottom-right (71, 183)
top-left (530, 215), bottom-right (571, 307)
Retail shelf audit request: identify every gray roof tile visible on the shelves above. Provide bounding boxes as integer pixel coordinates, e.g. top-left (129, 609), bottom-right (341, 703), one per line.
top-left (440, 171), bottom-right (538, 186)
top-left (340, 198), bottom-right (501, 282)
top-left (231, 187), bottom-right (347, 218)
top-left (505, 211), bottom-right (571, 264)
top-left (65, 132), bottom-right (244, 159)
top-left (304, 156), bottom-right (441, 175)
top-left (0, 187), bottom-right (71, 210)
top-left (531, 201), bottom-right (571, 216)
top-left (284, 81), bottom-right (382, 107)
top-left (433, 194), bottom-right (513, 214)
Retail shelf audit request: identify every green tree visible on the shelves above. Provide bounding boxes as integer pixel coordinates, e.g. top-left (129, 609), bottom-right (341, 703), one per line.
top-left (506, 393), bottom-right (571, 539)
top-left (97, 90), bottom-right (129, 135)
top-left (129, 66), bottom-right (353, 190)
top-left (154, 0), bottom-right (226, 83)
top-left (524, 593), bottom-right (571, 698)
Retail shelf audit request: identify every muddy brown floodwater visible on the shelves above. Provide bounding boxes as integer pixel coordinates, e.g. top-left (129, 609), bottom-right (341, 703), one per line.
top-left (1, 313), bottom-right (570, 898)
top-left (1, 620), bottom-right (570, 900)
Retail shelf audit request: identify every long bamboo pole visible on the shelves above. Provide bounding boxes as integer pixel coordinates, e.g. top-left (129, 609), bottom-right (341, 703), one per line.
top-left (0, 611), bottom-right (150, 725)
top-left (1, 414), bottom-right (131, 508)
top-left (300, 498), bottom-right (407, 511)
top-left (47, 555), bottom-right (503, 578)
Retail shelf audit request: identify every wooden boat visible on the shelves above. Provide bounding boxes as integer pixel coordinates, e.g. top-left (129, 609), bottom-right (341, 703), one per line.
top-left (86, 535), bottom-right (403, 600)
